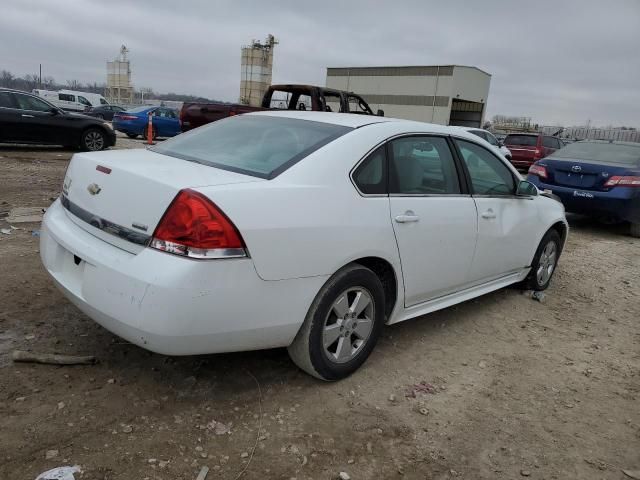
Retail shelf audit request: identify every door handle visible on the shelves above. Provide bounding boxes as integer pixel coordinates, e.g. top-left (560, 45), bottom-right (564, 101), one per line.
top-left (395, 211), bottom-right (420, 223)
top-left (481, 209), bottom-right (496, 219)
top-left (21, 114), bottom-right (34, 118)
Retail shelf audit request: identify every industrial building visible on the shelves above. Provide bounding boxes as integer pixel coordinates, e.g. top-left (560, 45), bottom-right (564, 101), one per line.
top-left (326, 65), bottom-right (491, 127)
top-left (240, 34), bottom-right (277, 107)
top-left (105, 45), bottom-right (134, 105)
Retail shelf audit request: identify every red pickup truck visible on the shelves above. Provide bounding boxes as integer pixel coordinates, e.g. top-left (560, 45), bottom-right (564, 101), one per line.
top-left (180, 84), bottom-right (383, 132)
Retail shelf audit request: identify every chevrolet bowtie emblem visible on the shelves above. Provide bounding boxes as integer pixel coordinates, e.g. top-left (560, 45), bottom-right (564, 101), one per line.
top-left (87, 183), bottom-right (102, 195)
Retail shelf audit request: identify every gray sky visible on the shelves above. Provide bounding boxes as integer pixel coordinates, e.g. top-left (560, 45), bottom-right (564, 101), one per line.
top-left (1, 0), bottom-right (639, 126)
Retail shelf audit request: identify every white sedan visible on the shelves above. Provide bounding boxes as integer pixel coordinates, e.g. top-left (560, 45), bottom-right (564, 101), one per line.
top-left (457, 127), bottom-right (513, 160)
top-left (40, 111), bottom-right (567, 380)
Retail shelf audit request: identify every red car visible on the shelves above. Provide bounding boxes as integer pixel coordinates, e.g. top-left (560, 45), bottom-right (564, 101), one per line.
top-left (504, 133), bottom-right (564, 170)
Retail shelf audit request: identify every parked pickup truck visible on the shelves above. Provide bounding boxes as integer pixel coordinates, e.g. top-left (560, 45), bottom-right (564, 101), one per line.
top-left (180, 84), bottom-right (383, 132)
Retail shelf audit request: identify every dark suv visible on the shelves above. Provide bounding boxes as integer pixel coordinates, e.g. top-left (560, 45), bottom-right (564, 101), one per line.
top-left (0, 88), bottom-right (116, 151)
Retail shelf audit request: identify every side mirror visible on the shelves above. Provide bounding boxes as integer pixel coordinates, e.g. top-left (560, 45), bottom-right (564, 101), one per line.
top-left (516, 180), bottom-right (538, 197)
top-left (376, 109), bottom-right (384, 116)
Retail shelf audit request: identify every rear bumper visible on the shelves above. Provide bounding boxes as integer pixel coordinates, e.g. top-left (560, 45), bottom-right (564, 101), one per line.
top-left (40, 199), bottom-right (326, 355)
top-left (528, 176), bottom-right (640, 223)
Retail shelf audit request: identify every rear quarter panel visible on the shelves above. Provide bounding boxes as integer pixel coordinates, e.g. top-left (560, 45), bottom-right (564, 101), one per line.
top-left (194, 125), bottom-right (404, 282)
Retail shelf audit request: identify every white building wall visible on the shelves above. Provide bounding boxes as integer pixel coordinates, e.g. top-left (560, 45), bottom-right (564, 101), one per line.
top-left (325, 65), bottom-right (490, 126)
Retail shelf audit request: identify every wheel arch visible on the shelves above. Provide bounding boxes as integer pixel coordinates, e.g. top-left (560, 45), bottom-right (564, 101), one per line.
top-left (79, 124), bottom-right (110, 146)
top-left (350, 256), bottom-right (398, 320)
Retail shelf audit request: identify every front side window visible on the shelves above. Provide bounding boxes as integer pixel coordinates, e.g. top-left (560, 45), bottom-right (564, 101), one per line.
top-left (484, 131), bottom-right (499, 146)
top-left (353, 145), bottom-right (386, 194)
top-left (0, 91), bottom-right (15, 108)
top-left (455, 139), bottom-right (515, 195)
top-left (15, 94), bottom-right (53, 112)
top-left (152, 115), bottom-right (352, 179)
top-left (389, 136), bottom-right (461, 195)
top-left (78, 96), bottom-right (91, 107)
top-left (100, 98), bottom-right (108, 105)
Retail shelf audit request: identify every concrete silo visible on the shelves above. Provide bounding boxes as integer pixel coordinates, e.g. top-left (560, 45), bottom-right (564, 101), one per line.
top-left (239, 34), bottom-right (277, 107)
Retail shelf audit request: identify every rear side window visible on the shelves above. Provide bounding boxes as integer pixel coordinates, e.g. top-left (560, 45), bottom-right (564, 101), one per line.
top-left (59, 93), bottom-right (75, 102)
top-left (389, 136), bottom-right (461, 195)
top-left (505, 135), bottom-right (537, 146)
top-left (353, 145), bottom-right (386, 194)
top-left (153, 115), bottom-right (353, 179)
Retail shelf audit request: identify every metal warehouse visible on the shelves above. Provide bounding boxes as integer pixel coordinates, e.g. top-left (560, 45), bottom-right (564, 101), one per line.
top-left (326, 65), bottom-right (491, 127)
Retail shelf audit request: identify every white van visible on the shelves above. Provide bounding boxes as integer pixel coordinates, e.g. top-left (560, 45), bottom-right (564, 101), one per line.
top-left (32, 89), bottom-right (109, 112)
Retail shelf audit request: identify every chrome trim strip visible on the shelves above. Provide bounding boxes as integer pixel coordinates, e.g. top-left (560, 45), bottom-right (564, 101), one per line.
top-left (60, 195), bottom-right (151, 246)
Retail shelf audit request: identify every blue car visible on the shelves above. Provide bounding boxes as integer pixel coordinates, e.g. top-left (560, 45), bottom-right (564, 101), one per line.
top-left (527, 140), bottom-right (640, 237)
top-left (112, 106), bottom-right (180, 140)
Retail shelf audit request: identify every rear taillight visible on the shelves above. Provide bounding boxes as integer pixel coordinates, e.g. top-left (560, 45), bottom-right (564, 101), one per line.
top-left (150, 189), bottom-right (247, 259)
top-left (604, 176), bottom-right (640, 188)
top-left (528, 164), bottom-right (547, 179)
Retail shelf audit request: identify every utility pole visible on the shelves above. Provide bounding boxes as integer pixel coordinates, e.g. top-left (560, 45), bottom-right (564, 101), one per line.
top-left (39, 64), bottom-right (42, 89)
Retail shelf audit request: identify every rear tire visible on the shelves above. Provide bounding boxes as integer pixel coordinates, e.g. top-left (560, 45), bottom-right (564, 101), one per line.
top-left (630, 222), bottom-right (640, 238)
top-left (288, 264), bottom-right (385, 381)
top-left (523, 230), bottom-right (561, 291)
top-left (80, 128), bottom-right (107, 151)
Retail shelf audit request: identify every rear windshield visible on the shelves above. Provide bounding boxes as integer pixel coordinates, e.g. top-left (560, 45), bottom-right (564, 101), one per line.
top-left (552, 142), bottom-right (640, 166)
top-left (504, 134), bottom-right (538, 146)
top-left (152, 115), bottom-right (353, 179)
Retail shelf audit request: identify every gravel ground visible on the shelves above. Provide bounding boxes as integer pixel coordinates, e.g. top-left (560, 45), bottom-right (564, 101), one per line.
top-left (0, 135), bottom-right (638, 480)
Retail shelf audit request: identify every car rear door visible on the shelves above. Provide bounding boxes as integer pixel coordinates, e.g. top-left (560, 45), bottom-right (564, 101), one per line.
top-left (453, 138), bottom-right (540, 283)
top-left (386, 135), bottom-right (478, 306)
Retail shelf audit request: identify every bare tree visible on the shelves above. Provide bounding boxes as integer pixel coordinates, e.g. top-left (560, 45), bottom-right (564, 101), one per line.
top-left (23, 74), bottom-right (40, 90)
top-left (66, 79), bottom-right (82, 90)
top-left (42, 76), bottom-right (56, 89)
top-left (0, 70), bottom-right (15, 88)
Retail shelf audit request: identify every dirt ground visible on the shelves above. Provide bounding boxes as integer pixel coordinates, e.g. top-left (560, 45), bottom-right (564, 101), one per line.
top-left (1, 135), bottom-right (638, 480)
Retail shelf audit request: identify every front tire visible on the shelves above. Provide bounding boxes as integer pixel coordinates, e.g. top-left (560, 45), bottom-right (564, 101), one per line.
top-left (80, 128), bottom-right (107, 151)
top-left (524, 230), bottom-right (561, 290)
top-left (288, 264), bottom-right (385, 381)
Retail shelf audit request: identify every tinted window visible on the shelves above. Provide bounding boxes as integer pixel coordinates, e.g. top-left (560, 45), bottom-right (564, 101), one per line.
top-left (152, 115), bottom-right (352, 179)
top-left (552, 142), bottom-right (640, 166)
top-left (127, 106), bottom-right (153, 113)
top-left (0, 91), bottom-right (15, 108)
top-left (100, 98), bottom-right (108, 105)
top-left (389, 136), bottom-right (460, 195)
top-left (59, 93), bottom-right (75, 102)
top-left (543, 136), bottom-right (560, 148)
top-left (353, 145), bottom-right (386, 194)
top-left (78, 96), bottom-right (91, 106)
top-left (15, 94), bottom-right (53, 112)
top-left (455, 139), bottom-right (515, 195)
top-left (469, 130), bottom-right (487, 141)
top-left (504, 134), bottom-right (537, 146)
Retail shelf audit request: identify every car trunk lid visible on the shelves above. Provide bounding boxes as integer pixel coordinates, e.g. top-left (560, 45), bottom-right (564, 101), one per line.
top-left (61, 148), bottom-right (263, 252)
top-left (539, 157), bottom-right (631, 191)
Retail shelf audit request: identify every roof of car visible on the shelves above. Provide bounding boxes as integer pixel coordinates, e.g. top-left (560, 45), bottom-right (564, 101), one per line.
top-left (249, 110), bottom-right (466, 135)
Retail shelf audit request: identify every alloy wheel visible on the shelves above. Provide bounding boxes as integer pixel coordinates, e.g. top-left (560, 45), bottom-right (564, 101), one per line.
top-left (85, 131), bottom-right (104, 151)
top-left (536, 240), bottom-right (557, 285)
top-left (322, 287), bottom-right (374, 364)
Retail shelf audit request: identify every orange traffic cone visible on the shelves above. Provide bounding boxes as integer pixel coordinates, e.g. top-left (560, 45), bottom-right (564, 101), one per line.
top-left (146, 112), bottom-right (155, 145)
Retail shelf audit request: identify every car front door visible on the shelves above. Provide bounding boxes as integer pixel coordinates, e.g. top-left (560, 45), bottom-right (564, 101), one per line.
top-left (453, 138), bottom-right (540, 283)
top-left (387, 135), bottom-right (478, 306)
top-left (13, 93), bottom-right (70, 144)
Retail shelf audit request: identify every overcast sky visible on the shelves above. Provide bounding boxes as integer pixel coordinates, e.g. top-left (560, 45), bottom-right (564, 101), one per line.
top-left (1, 0), bottom-right (638, 126)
